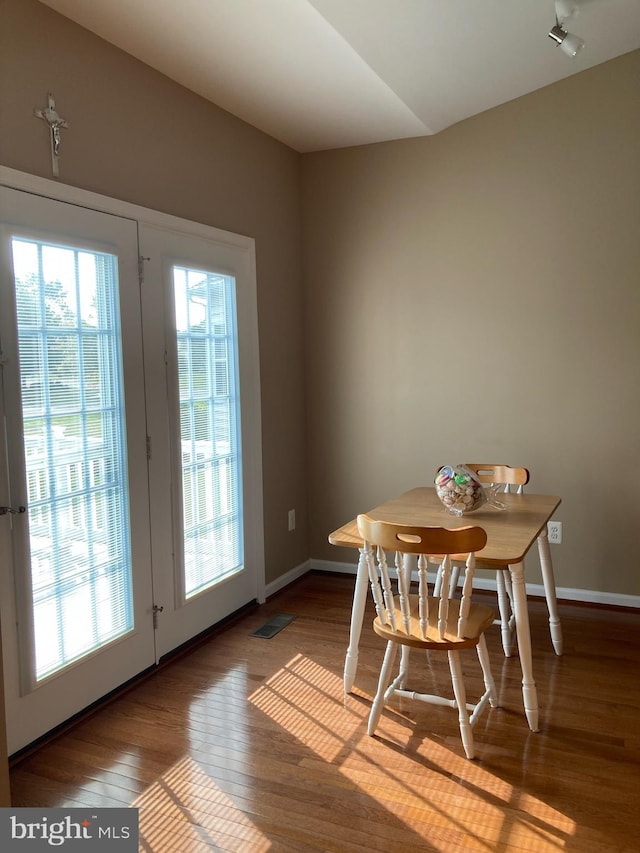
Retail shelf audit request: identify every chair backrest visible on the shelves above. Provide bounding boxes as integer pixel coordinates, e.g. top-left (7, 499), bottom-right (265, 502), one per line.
top-left (357, 514), bottom-right (487, 641)
top-left (464, 463), bottom-right (529, 494)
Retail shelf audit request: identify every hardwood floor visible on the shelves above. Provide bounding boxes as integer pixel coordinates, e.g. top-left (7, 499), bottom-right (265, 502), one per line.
top-left (9, 572), bottom-right (639, 852)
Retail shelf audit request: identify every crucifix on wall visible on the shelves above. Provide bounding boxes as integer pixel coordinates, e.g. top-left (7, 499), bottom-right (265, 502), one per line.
top-left (34, 93), bottom-right (69, 178)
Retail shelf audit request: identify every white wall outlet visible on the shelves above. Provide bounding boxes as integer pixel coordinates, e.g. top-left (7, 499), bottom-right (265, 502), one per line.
top-left (288, 509), bottom-right (296, 532)
top-left (548, 520), bottom-right (562, 544)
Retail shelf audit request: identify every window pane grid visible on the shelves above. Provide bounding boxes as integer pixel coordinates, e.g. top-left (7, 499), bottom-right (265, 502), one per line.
top-left (174, 266), bottom-right (243, 598)
top-left (11, 238), bottom-right (133, 681)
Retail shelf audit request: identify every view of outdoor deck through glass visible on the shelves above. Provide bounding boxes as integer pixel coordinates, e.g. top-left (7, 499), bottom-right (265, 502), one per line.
top-left (173, 266), bottom-right (243, 598)
top-left (11, 238), bottom-right (133, 681)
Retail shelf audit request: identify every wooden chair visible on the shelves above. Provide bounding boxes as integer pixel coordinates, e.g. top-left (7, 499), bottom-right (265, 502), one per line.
top-left (452, 464), bottom-right (529, 656)
top-left (357, 514), bottom-right (497, 760)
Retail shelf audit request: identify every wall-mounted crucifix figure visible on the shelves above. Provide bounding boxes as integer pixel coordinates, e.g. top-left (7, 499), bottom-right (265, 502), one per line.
top-left (34, 93), bottom-right (69, 178)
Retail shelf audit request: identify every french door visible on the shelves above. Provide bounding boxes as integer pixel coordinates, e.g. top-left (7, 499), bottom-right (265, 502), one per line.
top-left (140, 224), bottom-right (264, 658)
top-left (0, 175), bottom-right (263, 754)
top-left (0, 187), bottom-right (155, 752)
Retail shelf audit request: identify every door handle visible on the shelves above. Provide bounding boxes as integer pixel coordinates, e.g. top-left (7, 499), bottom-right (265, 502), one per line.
top-left (0, 505), bottom-right (26, 516)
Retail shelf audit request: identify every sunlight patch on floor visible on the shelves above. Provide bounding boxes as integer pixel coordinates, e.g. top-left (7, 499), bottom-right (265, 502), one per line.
top-left (132, 755), bottom-right (270, 852)
top-left (248, 653), bottom-right (576, 851)
top-left (248, 653), bottom-right (365, 761)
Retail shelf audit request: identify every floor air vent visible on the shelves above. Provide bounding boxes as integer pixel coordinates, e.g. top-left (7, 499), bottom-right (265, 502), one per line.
top-left (250, 614), bottom-right (296, 639)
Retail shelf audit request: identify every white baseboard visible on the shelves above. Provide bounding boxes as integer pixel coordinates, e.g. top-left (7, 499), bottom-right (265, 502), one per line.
top-left (308, 558), bottom-right (640, 609)
top-left (265, 559), bottom-right (313, 599)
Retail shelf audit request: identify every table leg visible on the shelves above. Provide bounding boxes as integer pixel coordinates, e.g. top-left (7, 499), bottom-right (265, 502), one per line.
top-left (344, 546), bottom-right (370, 693)
top-left (509, 561), bottom-right (539, 732)
top-left (537, 529), bottom-right (564, 656)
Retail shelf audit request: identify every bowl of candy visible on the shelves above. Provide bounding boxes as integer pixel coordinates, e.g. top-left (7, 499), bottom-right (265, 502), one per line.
top-left (434, 464), bottom-right (486, 516)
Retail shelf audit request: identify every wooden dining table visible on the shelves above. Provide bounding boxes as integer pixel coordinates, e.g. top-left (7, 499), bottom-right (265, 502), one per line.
top-left (328, 486), bottom-right (562, 732)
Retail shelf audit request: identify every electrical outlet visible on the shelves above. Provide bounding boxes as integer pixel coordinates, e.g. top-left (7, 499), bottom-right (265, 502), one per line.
top-left (288, 509), bottom-right (296, 532)
top-left (547, 520), bottom-right (562, 544)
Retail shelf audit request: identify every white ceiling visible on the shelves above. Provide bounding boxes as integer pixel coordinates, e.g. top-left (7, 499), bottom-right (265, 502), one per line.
top-left (39, 0), bottom-right (640, 152)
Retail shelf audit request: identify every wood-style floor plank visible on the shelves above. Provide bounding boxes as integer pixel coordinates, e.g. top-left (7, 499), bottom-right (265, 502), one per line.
top-left (9, 572), bottom-right (640, 852)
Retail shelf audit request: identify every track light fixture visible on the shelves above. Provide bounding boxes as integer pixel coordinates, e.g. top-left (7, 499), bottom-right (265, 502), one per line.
top-left (548, 0), bottom-right (585, 57)
top-left (548, 22), bottom-right (585, 56)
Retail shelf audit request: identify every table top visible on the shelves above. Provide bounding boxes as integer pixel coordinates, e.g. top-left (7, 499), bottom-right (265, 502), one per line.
top-left (328, 487), bottom-right (561, 566)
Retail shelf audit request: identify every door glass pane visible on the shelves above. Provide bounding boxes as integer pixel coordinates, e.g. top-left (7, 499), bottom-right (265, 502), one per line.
top-left (11, 238), bottom-right (133, 681)
top-left (173, 266), bottom-right (243, 598)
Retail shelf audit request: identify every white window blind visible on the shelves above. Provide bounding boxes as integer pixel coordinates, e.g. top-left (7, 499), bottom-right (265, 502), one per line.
top-left (173, 266), bottom-right (243, 598)
top-left (11, 238), bottom-right (133, 681)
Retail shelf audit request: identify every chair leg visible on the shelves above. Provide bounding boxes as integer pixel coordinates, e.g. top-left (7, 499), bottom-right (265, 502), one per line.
top-left (398, 644), bottom-right (411, 689)
top-left (476, 634), bottom-right (498, 708)
top-left (368, 641), bottom-right (399, 736)
top-left (448, 650), bottom-right (475, 759)
top-left (495, 570), bottom-right (514, 657)
top-left (503, 571), bottom-right (517, 641)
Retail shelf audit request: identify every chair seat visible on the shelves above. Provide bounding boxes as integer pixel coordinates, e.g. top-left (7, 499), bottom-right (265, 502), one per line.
top-left (373, 595), bottom-right (495, 650)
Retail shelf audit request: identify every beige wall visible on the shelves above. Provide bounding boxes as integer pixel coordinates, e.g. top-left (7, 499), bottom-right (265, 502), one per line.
top-left (0, 0), bottom-right (308, 585)
top-left (302, 51), bottom-right (640, 597)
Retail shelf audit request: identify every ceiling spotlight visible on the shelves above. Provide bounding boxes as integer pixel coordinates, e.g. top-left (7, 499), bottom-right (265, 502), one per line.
top-left (548, 21), bottom-right (585, 57)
